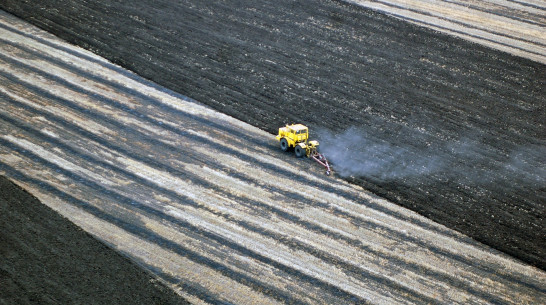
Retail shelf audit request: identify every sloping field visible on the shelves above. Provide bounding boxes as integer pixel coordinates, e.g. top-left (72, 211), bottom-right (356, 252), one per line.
top-left (1, 11), bottom-right (545, 304)
top-left (0, 177), bottom-right (189, 305)
top-left (1, 0), bottom-right (543, 271)
top-left (349, 0), bottom-right (546, 64)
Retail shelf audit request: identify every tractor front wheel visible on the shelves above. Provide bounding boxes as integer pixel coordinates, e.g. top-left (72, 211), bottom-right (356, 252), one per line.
top-left (280, 138), bottom-right (289, 152)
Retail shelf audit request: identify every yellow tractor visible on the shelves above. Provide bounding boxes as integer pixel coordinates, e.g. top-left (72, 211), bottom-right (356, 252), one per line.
top-left (276, 124), bottom-right (331, 175)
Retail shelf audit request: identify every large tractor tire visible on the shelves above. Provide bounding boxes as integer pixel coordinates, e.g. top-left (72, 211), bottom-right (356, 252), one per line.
top-left (280, 138), bottom-right (289, 152)
top-left (295, 145), bottom-right (306, 158)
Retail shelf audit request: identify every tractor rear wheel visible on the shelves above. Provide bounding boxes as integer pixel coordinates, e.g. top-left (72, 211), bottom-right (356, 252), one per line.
top-left (280, 138), bottom-right (289, 152)
top-left (295, 145), bottom-right (305, 158)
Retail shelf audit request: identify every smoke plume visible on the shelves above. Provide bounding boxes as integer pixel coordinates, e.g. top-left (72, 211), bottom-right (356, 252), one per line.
top-left (317, 127), bottom-right (545, 189)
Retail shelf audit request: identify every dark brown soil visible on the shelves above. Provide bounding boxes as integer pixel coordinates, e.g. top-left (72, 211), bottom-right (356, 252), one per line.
top-left (0, 0), bottom-right (544, 273)
top-left (0, 176), bottom-right (189, 305)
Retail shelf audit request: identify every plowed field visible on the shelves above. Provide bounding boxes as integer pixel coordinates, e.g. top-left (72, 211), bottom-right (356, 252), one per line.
top-left (0, 176), bottom-right (189, 305)
top-left (1, 0), bottom-right (543, 269)
top-left (0, 0), bottom-right (545, 304)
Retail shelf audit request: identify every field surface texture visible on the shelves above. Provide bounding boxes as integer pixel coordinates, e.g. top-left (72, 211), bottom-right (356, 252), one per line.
top-left (349, 0), bottom-right (546, 64)
top-left (0, 9), bottom-right (545, 304)
top-left (1, 0), bottom-right (544, 270)
top-left (0, 176), bottom-right (190, 305)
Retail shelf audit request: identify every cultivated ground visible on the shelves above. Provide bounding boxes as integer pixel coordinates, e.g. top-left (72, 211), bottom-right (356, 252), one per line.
top-left (1, 0), bottom-right (543, 269)
top-left (0, 176), bottom-right (190, 305)
top-left (348, 0), bottom-right (546, 64)
top-left (0, 0), bottom-right (545, 304)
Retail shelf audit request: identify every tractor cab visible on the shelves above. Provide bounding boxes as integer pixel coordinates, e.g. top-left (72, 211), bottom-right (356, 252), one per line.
top-left (287, 124), bottom-right (309, 143)
top-left (276, 124), bottom-right (308, 149)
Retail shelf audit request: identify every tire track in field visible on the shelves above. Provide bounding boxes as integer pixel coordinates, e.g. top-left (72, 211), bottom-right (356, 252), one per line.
top-left (0, 11), bottom-right (544, 304)
top-left (346, 0), bottom-right (546, 64)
